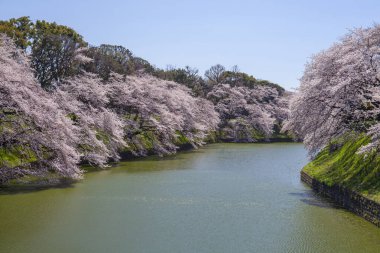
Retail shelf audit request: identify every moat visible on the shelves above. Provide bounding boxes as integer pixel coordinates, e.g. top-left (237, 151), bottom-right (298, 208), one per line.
top-left (1, 143), bottom-right (380, 253)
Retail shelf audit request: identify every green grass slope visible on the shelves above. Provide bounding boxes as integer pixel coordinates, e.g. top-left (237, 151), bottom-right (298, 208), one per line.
top-left (303, 134), bottom-right (380, 202)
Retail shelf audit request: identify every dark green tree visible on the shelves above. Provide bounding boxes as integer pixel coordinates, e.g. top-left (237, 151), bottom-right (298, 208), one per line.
top-left (84, 44), bottom-right (155, 80)
top-left (30, 20), bottom-right (87, 89)
top-left (85, 44), bottom-right (132, 80)
top-left (153, 66), bottom-right (208, 96)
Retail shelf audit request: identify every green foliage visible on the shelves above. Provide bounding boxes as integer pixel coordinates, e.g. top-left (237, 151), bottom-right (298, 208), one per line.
top-left (122, 131), bottom-right (156, 154)
top-left (154, 65), bottom-right (286, 98)
top-left (174, 131), bottom-right (190, 145)
top-left (96, 129), bottom-right (110, 144)
top-left (220, 70), bottom-right (285, 95)
top-left (0, 146), bottom-right (37, 168)
top-left (203, 131), bottom-right (218, 143)
top-left (66, 112), bottom-right (80, 123)
top-left (132, 57), bottom-right (155, 74)
top-left (220, 71), bottom-right (257, 88)
top-left (250, 128), bottom-right (266, 140)
top-left (85, 44), bottom-right (133, 80)
top-left (153, 66), bottom-right (207, 96)
top-left (32, 20), bottom-right (85, 44)
top-left (0, 17), bottom-right (87, 89)
top-left (303, 134), bottom-right (380, 201)
top-left (0, 16), bottom-right (33, 49)
top-left (31, 20), bottom-right (87, 89)
top-left (0, 110), bottom-right (38, 168)
top-left (255, 80), bottom-right (285, 95)
top-left (85, 44), bottom-right (155, 80)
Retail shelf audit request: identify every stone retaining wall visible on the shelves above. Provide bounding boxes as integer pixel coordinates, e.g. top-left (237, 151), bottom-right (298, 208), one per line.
top-left (301, 171), bottom-right (380, 227)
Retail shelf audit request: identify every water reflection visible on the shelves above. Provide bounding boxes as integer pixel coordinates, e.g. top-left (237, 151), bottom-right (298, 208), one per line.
top-left (0, 180), bottom-right (75, 195)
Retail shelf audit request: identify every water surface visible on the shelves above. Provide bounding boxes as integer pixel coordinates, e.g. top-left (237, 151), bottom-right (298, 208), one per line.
top-left (1, 143), bottom-right (380, 252)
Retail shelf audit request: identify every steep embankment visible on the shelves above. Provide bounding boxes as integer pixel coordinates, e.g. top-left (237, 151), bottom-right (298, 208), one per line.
top-left (301, 134), bottom-right (380, 226)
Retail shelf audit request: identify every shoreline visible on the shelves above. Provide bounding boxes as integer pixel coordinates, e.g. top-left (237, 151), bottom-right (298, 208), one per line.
top-left (1, 141), bottom-right (296, 190)
top-left (301, 170), bottom-right (380, 227)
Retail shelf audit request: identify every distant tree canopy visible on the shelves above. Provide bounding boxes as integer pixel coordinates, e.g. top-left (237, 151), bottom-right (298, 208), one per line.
top-left (84, 44), bottom-right (155, 81)
top-left (210, 65), bottom-right (285, 95)
top-left (153, 66), bottom-right (207, 96)
top-left (153, 64), bottom-right (285, 97)
top-left (85, 44), bottom-right (133, 80)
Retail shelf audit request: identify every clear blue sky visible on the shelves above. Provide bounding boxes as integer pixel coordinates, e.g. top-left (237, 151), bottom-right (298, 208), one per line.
top-left (1, 0), bottom-right (380, 90)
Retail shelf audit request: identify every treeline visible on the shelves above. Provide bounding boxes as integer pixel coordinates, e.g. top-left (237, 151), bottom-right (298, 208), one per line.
top-left (0, 17), bottom-right (290, 184)
top-left (0, 17), bottom-right (285, 93)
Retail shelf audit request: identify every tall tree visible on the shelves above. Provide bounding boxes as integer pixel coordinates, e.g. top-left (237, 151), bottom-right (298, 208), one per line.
top-left (30, 20), bottom-right (87, 89)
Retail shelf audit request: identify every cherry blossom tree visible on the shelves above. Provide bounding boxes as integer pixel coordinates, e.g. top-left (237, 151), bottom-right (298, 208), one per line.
top-left (106, 74), bottom-right (220, 156)
top-left (283, 25), bottom-right (380, 155)
top-left (55, 72), bottom-right (126, 166)
top-left (0, 34), bottom-right (81, 182)
top-left (207, 83), bottom-right (283, 142)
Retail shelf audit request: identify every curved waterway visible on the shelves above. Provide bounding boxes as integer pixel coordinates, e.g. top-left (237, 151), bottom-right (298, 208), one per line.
top-left (1, 143), bottom-right (380, 253)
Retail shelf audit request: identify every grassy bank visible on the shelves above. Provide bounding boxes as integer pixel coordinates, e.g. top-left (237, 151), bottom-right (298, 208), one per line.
top-left (303, 134), bottom-right (380, 202)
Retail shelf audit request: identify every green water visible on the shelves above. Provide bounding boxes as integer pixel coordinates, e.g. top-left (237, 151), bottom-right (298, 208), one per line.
top-left (0, 143), bottom-right (380, 253)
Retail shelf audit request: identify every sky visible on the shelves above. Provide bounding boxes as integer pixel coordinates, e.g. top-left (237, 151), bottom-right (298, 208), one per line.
top-left (1, 0), bottom-right (380, 90)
